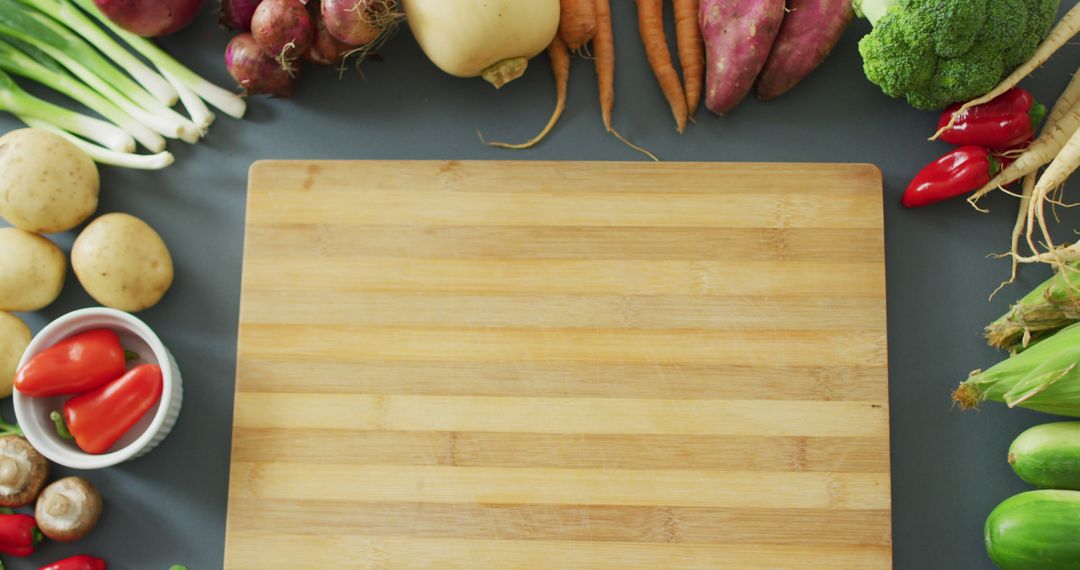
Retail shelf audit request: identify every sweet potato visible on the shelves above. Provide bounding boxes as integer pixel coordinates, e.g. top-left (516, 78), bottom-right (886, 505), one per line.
top-left (755, 0), bottom-right (854, 100)
top-left (699, 0), bottom-right (785, 115)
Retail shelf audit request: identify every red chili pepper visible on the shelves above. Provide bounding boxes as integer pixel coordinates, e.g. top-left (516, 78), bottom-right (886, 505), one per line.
top-left (937, 88), bottom-right (1046, 150)
top-left (903, 146), bottom-right (1000, 208)
top-left (54, 364), bottom-right (163, 455)
top-left (15, 329), bottom-right (137, 397)
top-left (39, 556), bottom-right (107, 570)
top-left (0, 509), bottom-right (42, 557)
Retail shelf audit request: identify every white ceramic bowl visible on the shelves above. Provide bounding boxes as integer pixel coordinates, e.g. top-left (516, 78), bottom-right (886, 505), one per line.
top-left (13, 308), bottom-right (183, 469)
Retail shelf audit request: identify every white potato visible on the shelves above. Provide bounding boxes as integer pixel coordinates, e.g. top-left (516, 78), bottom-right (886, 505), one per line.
top-left (0, 228), bottom-right (66, 312)
top-left (0, 312), bottom-right (30, 399)
top-left (0, 129), bottom-right (99, 234)
top-left (72, 213), bottom-right (173, 312)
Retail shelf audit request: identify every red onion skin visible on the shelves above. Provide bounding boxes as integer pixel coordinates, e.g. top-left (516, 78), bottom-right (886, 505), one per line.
top-left (220, 0), bottom-right (262, 31)
top-left (305, 7), bottom-right (351, 65)
top-left (251, 0), bottom-right (314, 60)
top-left (93, 0), bottom-right (205, 37)
top-left (225, 33), bottom-right (297, 96)
top-left (321, 0), bottom-right (379, 47)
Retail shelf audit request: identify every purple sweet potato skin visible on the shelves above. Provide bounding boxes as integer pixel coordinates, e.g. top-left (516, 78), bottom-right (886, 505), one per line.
top-left (699, 0), bottom-right (786, 115)
top-left (756, 0), bottom-right (855, 100)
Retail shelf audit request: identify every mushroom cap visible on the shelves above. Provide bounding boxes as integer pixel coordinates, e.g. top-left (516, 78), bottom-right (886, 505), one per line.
top-left (35, 476), bottom-right (102, 542)
top-left (0, 436), bottom-right (48, 507)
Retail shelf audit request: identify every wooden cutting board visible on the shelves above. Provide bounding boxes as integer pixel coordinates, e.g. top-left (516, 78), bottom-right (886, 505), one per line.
top-left (224, 161), bottom-right (892, 569)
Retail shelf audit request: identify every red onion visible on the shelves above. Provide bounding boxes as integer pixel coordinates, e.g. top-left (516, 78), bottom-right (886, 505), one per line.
top-left (251, 0), bottom-right (313, 69)
top-left (93, 0), bottom-right (205, 37)
top-left (305, 7), bottom-right (352, 66)
top-left (320, 0), bottom-right (379, 46)
top-left (225, 33), bottom-right (297, 96)
top-left (220, 0), bottom-right (262, 31)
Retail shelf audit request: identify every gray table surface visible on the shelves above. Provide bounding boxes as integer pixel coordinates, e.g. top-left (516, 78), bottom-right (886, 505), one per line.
top-left (2, 3), bottom-right (1079, 568)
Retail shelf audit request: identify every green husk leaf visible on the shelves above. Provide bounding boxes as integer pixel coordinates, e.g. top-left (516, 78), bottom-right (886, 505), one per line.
top-left (986, 262), bottom-right (1080, 351)
top-left (957, 322), bottom-right (1080, 417)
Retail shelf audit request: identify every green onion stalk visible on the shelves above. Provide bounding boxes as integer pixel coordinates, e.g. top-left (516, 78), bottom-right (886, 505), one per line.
top-left (986, 262), bottom-right (1080, 352)
top-left (955, 322), bottom-right (1080, 417)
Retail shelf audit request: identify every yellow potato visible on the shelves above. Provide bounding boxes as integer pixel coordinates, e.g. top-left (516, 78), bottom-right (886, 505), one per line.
top-left (0, 228), bottom-right (66, 312)
top-left (72, 213), bottom-right (173, 312)
top-left (0, 129), bottom-right (99, 234)
top-left (0, 312), bottom-right (30, 399)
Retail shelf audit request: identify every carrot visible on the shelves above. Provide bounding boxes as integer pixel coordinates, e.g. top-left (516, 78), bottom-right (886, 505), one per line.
top-left (593, 0), bottom-right (659, 160)
top-left (673, 0), bottom-right (704, 117)
top-left (483, 37), bottom-right (570, 149)
top-left (638, 0), bottom-right (688, 132)
top-left (934, 3), bottom-right (1080, 139)
top-left (969, 72), bottom-right (1080, 205)
top-left (559, 0), bottom-right (598, 51)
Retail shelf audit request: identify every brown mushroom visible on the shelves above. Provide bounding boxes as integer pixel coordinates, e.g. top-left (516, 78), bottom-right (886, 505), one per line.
top-left (35, 477), bottom-right (102, 542)
top-left (0, 436), bottom-right (48, 507)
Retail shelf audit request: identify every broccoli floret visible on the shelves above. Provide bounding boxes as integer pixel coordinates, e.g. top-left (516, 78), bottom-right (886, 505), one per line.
top-left (855, 0), bottom-right (1062, 110)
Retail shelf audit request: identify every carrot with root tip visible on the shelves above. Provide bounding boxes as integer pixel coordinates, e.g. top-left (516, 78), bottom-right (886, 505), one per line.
top-left (673, 0), bottom-right (704, 117)
top-left (638, 0), bottom-right (688, 132)
top-left (934, 3), bottom-right (1080, 138)
top-left (969, 71), bottom-right (1080, 206)
top-left (593, 0), bottom-right (658, 160)
top-left (482, 36), bottom-right (569, 149)
top-left (560, 0), bottom-right (598, 51)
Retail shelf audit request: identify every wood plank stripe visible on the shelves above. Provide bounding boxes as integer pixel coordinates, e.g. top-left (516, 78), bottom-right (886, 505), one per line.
top-left (235, 360), bottom-right (888, 401)
top-left (244, 225), bottom-right (884, 262)
top-left (225, 532), bottom-right (891, 570)
top-left (240, 292), bottom-right (887, 331)
top-left (241, 258), bottom-right (886, 297)
top-left (232, 394), bottom-right (888, 437)
top-left (229, 464), bottom-right (891, 510)
top-left (237, 325), bottom-right (887, 367)
top-left (248, 160), bottom-right (883, 196)
top-left (227, 499), bottom-right (892, 546)
top-left (231, 430), bottom-right (890, 473)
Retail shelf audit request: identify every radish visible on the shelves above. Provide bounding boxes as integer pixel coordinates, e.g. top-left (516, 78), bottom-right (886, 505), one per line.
top-left (221, 0), bottom-right (263, 31)
top-left (92, 0), bottom-right (205, 37)
top-left (251, 0), bottom-right (313, 73)
top-left (226, 33), bottom-right (297, 96)
top-left (699, 0), bottom-right (785, 115)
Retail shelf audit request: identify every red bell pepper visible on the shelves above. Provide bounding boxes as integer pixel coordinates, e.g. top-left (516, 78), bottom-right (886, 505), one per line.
top-left (0, 509), bottom-right (42, 557)
top-left (40, 556), bottom-right (107, 570)
top-left (937, 88), bottom-right (1046, 150)
top-left (903, 146), bottom-right (1000, 208)
top-left (15, 329), bottom-right (137, 397)
top-left (53, 364), bottom-right (163, 455)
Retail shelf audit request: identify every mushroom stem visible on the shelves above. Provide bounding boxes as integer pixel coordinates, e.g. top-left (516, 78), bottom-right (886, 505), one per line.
top-left (45, 494), bottom-right (70, 517)
top-left (0, 457), bottom-right (19, 486)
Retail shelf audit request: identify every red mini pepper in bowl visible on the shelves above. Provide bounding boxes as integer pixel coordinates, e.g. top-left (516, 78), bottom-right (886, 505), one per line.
top-left (39, 555), bottom-right (107, 570)
top-left (13, 308), bottom-right (183, 469)
top-left (14, 329), bottom-right (135, 397)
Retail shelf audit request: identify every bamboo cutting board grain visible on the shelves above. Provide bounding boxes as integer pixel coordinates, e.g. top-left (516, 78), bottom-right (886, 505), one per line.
top-left (225, 161), bottom-right (892, 569)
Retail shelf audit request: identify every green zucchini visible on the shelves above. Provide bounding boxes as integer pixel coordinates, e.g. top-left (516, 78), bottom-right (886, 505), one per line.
top-left (1009, 422), bottom-right (1080, 490)
top-left (986, 490), bottom-right (1080, 569)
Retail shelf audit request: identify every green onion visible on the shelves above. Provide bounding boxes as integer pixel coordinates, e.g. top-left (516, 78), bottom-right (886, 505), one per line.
top-left (14, 0), bottom-right (177, 106)
top-left (0, 37), bottom-right (165, 151)
top-left (986, 263), bottom-right (1080, 352)
top-left (0, 67), bottom-right (134, 151)
top-left (955, 322), bottom-right (1080, 417)
top-left (0, 0), bottom-right (198, 141)
top-left (71, 0), bottom-right (247, 120)
top-left (20, 115), bottom-right (174, 170)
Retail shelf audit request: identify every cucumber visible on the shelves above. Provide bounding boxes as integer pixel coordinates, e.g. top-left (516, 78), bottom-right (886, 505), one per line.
top-left (1009, 422), bottom-right (1080, 490)
top-left (986, 490), bottom-right (1080, 569)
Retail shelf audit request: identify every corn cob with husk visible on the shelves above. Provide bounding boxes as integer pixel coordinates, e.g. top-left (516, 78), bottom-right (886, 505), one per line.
top-left (986, 262), bottom-right (1080, 352)
top-left (956, 322), bottom-right (1080, 417)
